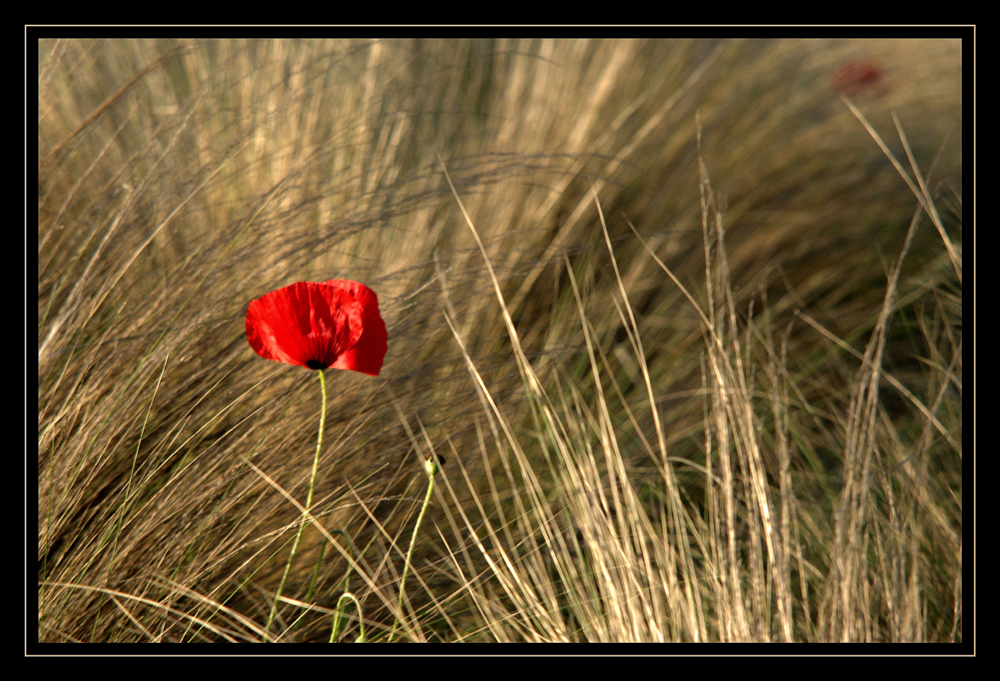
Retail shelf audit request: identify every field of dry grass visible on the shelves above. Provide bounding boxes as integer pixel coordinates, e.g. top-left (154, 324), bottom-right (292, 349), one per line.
top-left (37, 37), bottom-right (963, 643)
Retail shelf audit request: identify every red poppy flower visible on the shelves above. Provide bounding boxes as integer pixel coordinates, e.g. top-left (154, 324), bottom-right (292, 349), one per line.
top-left (246, 279), bottom-right (387, 376)
top-left (832, 59), bottom-right (888, 97)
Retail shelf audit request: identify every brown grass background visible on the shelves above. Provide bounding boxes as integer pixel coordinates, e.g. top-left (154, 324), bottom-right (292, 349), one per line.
top-left (37, 37), bottom-right (962, 643)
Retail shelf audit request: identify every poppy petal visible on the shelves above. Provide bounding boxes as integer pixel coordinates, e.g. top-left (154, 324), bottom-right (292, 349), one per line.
top-left (246, 280), bottom-right (386, 375)
top-left (322, 280), bottom-right (388, 376)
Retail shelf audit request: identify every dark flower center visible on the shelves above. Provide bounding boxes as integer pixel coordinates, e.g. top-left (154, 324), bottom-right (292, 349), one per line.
top-left (306, 359), bottom-right (327, 370)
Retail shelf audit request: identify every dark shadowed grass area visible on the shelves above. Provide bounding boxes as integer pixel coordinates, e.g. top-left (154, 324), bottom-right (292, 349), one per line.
top-left (37, 37), bottom-right (962, 643)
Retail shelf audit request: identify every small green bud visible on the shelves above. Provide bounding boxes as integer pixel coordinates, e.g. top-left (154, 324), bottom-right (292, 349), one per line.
top-left (423, 456), bottom-right (439, 477)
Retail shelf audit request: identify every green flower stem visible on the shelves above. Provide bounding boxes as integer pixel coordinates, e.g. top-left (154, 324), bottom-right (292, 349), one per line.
top-left (389, 456), bottom-right (438, 643)
top-left (330, 592), bottom-right (366, 643)
top-left (266, 369), bottom-right (327, 642)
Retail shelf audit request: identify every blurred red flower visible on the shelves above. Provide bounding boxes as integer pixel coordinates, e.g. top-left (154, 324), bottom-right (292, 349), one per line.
top-left (832, 59), bottom-right (888, 97)
top-left (246, 279), bottom-right (387, 376)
